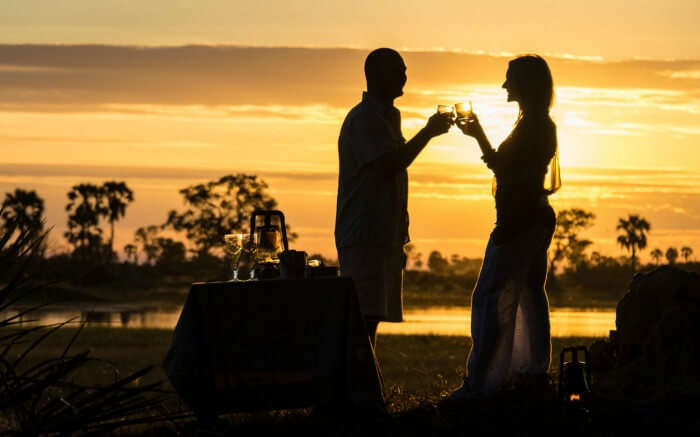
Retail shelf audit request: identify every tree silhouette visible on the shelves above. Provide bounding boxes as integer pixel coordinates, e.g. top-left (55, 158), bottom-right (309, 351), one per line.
top-left (102, 181), bottom-right (134, 260)
top-left (413, 253), bottom-right (424, 270)
top-left (134, 226), bottom-right (160, 265)
top-left (665, 247), bottom-right (679, 265)
top-left (650, 248), bottom-right (663, 265)
top-left (427, 250), bottom-right (449, 274)
top-left (164, 174), bottom-right (295, 258)
top-left (65, 184), bottom-right (107, 260)
top-left (123, 243), bottom-right (138, 264)
top-left (589, 251), bottom-right (619, 268)
top-left (616, 214), bottom-right (650, 268)
top-left (550, 208), bottom-right (595, 273)
top-left (155, 237), bottom-right (187, 267)
top-left (1, 189), bottom-right (45, 236)
top-left (403, 243), bottom-right (423, 270)
top-left (680, 246), bottom-right (693, 263)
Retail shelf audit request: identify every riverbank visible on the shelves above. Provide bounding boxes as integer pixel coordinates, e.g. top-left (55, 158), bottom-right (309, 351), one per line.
top-left (9, 282), bottom-right (622, 310)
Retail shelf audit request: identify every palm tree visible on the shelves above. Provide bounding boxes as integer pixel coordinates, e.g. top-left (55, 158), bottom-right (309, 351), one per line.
top-left (65, 184), bottom-right (106, 260)
top-left (124, 243), bottom-right (138, 264)
top-left (650, 248), bottom-right (663, 265)
top-left (681, 246), bottom-right (693, 263)
top-left (1, 189), bottom-right (45, 234)
top-left (616, 214), bottom-right (650, 268)
top-left (102, 182), bottom-right (134, 261)
top-left (666, 247), bottom-right (679, 265)
top-left (134, 225), bottom-right (160, 265)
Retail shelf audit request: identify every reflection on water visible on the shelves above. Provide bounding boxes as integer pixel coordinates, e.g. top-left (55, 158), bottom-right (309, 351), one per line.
top-left (378, 307), bottom-right (615, 337)
top-left (1, 307), bottom-right (181, 330)
top-left (2, 306), bottom-right (615, 337)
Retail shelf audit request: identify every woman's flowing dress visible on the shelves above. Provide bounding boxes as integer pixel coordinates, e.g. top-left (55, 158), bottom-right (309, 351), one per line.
top-left (465, 113), bottom-right (559, 394)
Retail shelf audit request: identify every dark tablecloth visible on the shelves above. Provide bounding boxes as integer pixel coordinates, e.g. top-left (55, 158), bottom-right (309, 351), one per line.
top-left (163, 277), bottom-right (384, 415)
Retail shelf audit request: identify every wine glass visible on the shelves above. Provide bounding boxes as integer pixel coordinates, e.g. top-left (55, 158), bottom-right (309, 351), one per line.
top-left (238, 238), bottom-right (258, 280)
top-left (224, 233), bottom-right (244, 280)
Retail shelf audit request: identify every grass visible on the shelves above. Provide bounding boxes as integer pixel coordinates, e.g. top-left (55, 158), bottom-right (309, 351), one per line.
top-left (14, 328), bottom-right (700, 435)
top-left (22, 327), bottom-right (596, 409)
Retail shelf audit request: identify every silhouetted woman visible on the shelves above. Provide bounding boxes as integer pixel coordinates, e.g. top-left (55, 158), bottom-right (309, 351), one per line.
top-left (449, 55), bottom-right (561, 399)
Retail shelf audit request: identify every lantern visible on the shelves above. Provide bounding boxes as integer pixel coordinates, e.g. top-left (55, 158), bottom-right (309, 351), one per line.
top-left (558, 346), bottom-right (591, 403)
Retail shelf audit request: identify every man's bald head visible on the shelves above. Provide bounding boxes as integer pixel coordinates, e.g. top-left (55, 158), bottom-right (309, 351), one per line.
top-left (364, 48), bottom-right (407, 101)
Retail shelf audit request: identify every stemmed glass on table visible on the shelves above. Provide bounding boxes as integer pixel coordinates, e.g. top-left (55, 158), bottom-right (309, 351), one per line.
top-left (224, 233), bottom-right (244, 281)
top-left (225, 233), bottom-right (259, 281)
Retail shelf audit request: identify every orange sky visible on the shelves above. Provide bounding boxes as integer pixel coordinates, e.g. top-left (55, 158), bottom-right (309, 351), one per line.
top-left (3, 1), bottom-right (700, 60)
top-left (1, 1), bottom-right (699, 262)
top-left (1, 45), bottom-right (699, 262)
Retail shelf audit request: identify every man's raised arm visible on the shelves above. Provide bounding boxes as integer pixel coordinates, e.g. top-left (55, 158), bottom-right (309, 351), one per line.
top-left (374, 113), bottom-right (452, 174)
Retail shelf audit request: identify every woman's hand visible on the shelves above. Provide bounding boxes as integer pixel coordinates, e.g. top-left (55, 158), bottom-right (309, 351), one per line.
top-left (456, 112), bottom-right (485, 140)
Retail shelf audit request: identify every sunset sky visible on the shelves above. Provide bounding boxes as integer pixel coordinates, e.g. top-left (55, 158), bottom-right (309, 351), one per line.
top-left (1, 1), bottom-right (699, 263)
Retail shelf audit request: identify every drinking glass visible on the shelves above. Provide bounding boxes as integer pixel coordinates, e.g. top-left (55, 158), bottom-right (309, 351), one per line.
top-left (236, 238), bottom-right (258, 281)
top-left (455, 101), bottom-right (473, 126)
top-left (224, 233), bottom-right (244, 280)
top-left (437, 104), bottom-right (454, 117)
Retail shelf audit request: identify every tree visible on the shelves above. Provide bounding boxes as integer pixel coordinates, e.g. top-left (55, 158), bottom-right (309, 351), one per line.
top-left (650, 248), bottom-right (663, 265)
top-left (665, 247), bottom-right (679, 265)
top-left (65, 184), bottom-right (107, 260)
top-left (681, 246), bottom-right (693, 263)
top-left (1, 189), bottom-right (45, 235)
top-left (427, 250), bottom-right (449, 274)
top-left (154, 237), bottom-right (187, 267)
top-left (589, 251), bottom-right (619, 268)
top-left (134, 226), bottom-right (160, 265)
top-left (164, 174), bottom-right (295, 257)
top-left (102, 181), bottom-right (134, 260)
top-left (448, 254), bottom-right (482, 275)
top-left (616, 214), bottom-right (650, 268)
top-left (550, 208), bottom-right (595, 273)
top-left (123, 243), bottom-right (138, 264)
top-left (403, 243), bottom-right (423, 270)
top-left (307, 253), bottom-right (338, 267)
top-left (413, 253), bottom-right (424, 270)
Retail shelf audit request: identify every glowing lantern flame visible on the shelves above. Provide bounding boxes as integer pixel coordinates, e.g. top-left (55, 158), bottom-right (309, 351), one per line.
top-left (569, 394), bottom-right (581, 401)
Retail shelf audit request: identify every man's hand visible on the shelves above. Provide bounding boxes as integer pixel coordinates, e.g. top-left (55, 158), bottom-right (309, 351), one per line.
top-left (423, 112), bottom-right (453, 138)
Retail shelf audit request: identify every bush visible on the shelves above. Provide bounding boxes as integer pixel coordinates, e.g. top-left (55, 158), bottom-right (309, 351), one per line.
top-left (0, 224), bottom-right (188, 434)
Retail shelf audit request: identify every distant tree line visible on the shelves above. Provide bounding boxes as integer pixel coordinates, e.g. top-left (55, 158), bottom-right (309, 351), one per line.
top-left (0, 174), bottom-right (297, 271)
top-left (0, 177), bottom-right (696, 287)
top-left (404, 206), bottom-right (694, 279)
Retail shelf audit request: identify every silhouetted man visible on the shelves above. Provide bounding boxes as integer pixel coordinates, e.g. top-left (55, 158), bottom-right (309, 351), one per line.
top-left (335, 48), bottom-right (451, 347)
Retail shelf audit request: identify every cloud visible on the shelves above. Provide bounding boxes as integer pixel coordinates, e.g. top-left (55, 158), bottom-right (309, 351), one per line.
top-left (0, 44), bottom-right (699, 114)
top-left (0, 162), bottom-right (338, 183)
top-left (659, 70), bottom-right (700, 79)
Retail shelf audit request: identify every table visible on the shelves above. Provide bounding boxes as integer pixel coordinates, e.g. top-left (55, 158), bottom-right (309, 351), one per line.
top-left (163, 277), bottom-right (384, 416)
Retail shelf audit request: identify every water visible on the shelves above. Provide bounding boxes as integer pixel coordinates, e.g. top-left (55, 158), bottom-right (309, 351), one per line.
top-left (2, 306), bottom-right (615, 337)
top-left (378, 307), bottom-right (615, 337)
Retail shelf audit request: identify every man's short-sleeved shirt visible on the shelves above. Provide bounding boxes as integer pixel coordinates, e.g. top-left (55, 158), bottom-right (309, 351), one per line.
top-left (335, 92), bottom-right (409, 249)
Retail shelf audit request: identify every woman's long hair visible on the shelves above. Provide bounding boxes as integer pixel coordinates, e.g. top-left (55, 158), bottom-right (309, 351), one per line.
top-left (507, 55), bottom-right (561, 194)
top-left (508, 55), bottom-right (554, 116)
